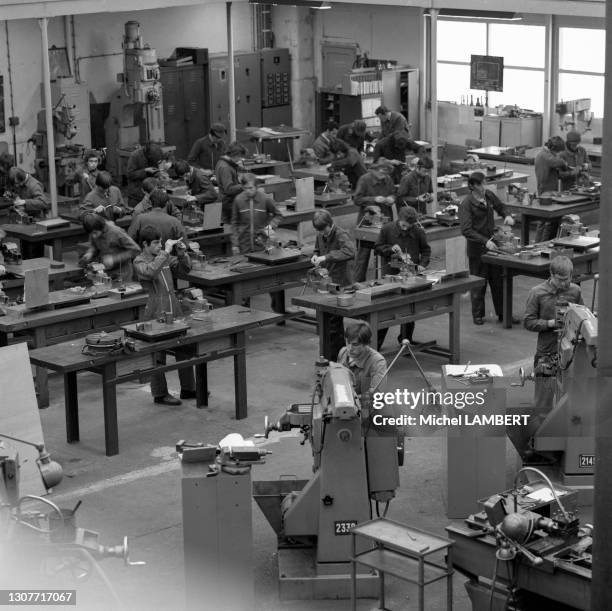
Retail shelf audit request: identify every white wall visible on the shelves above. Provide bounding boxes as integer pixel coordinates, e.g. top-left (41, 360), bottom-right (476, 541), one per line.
top-left (0, 3), bottom-right (253, 170)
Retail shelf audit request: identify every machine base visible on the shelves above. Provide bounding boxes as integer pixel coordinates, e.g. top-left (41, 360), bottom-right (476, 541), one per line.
top-left (278, 547), bottom-right (378, 600)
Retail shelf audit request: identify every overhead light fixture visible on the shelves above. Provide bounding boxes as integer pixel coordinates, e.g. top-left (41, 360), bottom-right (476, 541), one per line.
top-left (428, 9), bottom-right (522, 21)
top-left (249, 0), bottom-right (332, 8)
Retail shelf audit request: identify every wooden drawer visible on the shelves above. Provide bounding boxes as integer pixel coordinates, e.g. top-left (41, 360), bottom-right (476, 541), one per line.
top-left (412, 295), bottom-right (452, 315)
top-left (116, 353), bottom-right (156, 377)
top-left (197, 336), bottom-right (232, 355)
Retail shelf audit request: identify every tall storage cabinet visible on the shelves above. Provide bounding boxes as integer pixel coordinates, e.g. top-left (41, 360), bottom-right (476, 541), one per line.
top-left (160, 64), bottom-right (209, 159)
top-left (381, 68), bottom-right (419, 138)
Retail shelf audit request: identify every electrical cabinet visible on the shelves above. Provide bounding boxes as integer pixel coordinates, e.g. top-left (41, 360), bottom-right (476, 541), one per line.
top-left (160, 64), bottom-right (209, 159)
top-left (317, 92), bottom-right (363, 133)
top-left (208, 48), bottom-right (292, 159)
top-left (381, 68), bottom-right (419, 138)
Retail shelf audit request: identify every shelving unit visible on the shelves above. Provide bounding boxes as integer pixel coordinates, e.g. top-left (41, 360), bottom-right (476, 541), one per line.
top-left (317, 91), bottom-right (381, 133)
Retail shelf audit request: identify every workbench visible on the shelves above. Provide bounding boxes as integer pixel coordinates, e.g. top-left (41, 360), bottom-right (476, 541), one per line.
top-left (446, 522), bottom-right (590, 610)
top-left (292, 275), bottom-right (485, 363)
top-left (2, 221), bottom-right (86, 261)
top-left (482, 244), bottom-right (599, 328)
top-left (28, 306), bottom-right (282, 456)
top-left (238, 125), bottom-right (310, 172)
top-left (504, 197), bottom-right (600, 245)
top-left (0, 258), bottom-right (82, 298)
top-left (437, 171), bottom-right (529, 195)
top-left (467, 145), bottom-right (537, 165)
top-left (179, 255), bottom-right (313, 309)
top-left (0, 290), bottom-right (147, 408)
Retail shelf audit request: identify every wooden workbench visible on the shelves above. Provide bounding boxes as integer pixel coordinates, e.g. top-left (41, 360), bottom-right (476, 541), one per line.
top-left (0, 290), bottom-right (147, 407)
top-left (28, 306), bottom-right (282, 456)
top-left (482, 243), bottom-right (599, 328)
top-left (292, 275), bottom-right (485, 363)
top-left (504, 196), bottom-right (600, 245)
top-left (180, 255), bottom-right (313, 309)
top-left (1, 258), bottom-right (82, 298)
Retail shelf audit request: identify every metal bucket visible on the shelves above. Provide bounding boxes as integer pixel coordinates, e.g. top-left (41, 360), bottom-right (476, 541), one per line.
top-left (252, 479), bottom-right (308, 535)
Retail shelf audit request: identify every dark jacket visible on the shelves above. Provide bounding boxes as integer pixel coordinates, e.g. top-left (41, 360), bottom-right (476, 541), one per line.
top-left (185, 167), bottom-right (218, 206)
top-left (78, 169), bottom-right (99, 203)
top-left (459, 190), bottom-right (507, 258)
top-left (314, 225), bottom-right (355, 287)
top-left (215, 156), bottom-right (243, 220)
top-left (374, 221), bottom-right (431, 275)
top-left (188, 134), bottom-right (227, 170)
top-left (80, 186), bottom-right (128, 222)
top-left (15, 175), bottom-right (50, 218)
top-left (312, 133), bottom-right (335, 164)
top-left (524, 279), bottom-right (583, 355)
top-left (380, 111), bottom-right (409, 138)
top-left (330, 148), bottom-right (367, 189)
top-left (535, 147), bottom-right (567, 194)
top-left (83, 221), bottom-right (140, 282)
top-left (336, 124), bottom-right (373, 152)
top-left (398, 170), bottom-right (433, 209)
top-left (133, 249), bottom-right (191, 319)
top-left (558, 145), bottom-right (590, 190)
top-left (231, 189), bottom-right (282, 254)
top-left (132, 194), bottom-right (182, 221)
top-left (372, 133), bottom-right (420, 164)
top-left (126, 148), bottom-right (149, 204)
top-left (353, 171), bottom-right (396, 222)
top-left (128, 208), bottom-right (187, 244)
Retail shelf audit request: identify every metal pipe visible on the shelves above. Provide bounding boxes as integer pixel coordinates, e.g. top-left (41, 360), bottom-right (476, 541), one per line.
top-left (4, 21), bottom-right (17, 162)
top-left (429, 8), bottom-right (438, 212)
top-left (227, 2), bottom-right (237, 142)
top-left (591, 1), bottom-right (612, 607)
top-left (39, 17), bottom-right (58, 217)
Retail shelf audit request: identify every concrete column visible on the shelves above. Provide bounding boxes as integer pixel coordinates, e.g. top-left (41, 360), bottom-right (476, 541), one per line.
top-left (272, 5), bottom-right (316, 156)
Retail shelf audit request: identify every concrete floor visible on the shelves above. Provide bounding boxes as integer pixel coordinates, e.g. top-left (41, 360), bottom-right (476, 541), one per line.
top-left (2, 228), bottom-right (597, 611)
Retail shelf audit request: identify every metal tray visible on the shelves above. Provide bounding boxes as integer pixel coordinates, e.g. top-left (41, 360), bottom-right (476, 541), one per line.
top-left (246, 250), bottom-right (301, 265)
top-left (122, 320), bottom-right (190, 342)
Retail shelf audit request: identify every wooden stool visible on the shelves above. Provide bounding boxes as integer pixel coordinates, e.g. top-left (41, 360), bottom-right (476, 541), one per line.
top-left (350, 517), bottom-right (454, 611)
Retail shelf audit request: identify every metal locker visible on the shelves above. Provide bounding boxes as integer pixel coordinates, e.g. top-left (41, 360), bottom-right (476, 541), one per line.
top-left (234, 53), bottom-right (261, 128)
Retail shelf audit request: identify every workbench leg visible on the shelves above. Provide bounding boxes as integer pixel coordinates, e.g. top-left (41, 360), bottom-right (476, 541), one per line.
top-left (449, 294), bottom-right (461, 364)
top-left (65, 371), bottom-right (80, 443)
top-left (418, 559), bottom-right (424, 611)
top-left (34, 328), bottom-right (49, 409)
top-left (231, 287), bottom-right (242, 307)
top-left (318, 311), bottom-right (330, 360)
top-left (379, 569), bottom-right (385, 610)
top-left (195, 363), bottom-right (209, 409)
top-left (102, 362), bottom-right (119, 457)
top-left (52, 238), bottom-right (64, 262)
top-left (521, 215), bottom-right (530, 246)
top-left (503, 270), bottom-right (514, 329)
top-left (446, 547), bottom-right (453, 611)
top-left (234, 333), bottom-right (248, 419)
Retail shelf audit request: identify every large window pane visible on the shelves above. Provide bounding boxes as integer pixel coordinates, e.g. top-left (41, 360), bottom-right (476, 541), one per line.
top-left (437, 63), bottom-right (485, 104)
top-left (487, 69), bottom-right (545, 112)
top-left (489, 24), bottom-right (545, 68)
top-left (437, 21), bottom-right (486, 62)
top-left (559, 28), bottom-right (605, 73)
top-left (558, 73), bottom-right (604, 117)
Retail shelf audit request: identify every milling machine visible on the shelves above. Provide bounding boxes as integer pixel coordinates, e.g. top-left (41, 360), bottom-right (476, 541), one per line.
top-left (253, 358), bottom-right (401, 599)
top-left (104, 21), bottom-right (165, 178)
top-left (512, 303), bottom-right (597, 489)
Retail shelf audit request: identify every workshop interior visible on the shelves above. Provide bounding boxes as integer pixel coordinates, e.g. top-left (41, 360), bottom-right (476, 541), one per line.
top-left (0, 0), bottom-right (610, 610)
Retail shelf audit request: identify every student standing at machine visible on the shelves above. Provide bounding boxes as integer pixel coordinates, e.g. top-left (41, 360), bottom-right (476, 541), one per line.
top-left (328, 139), bottom-right (367, 190)
top-left (558, 130), bottom-right (591, 190)
top-left (79, 171), bottom-right (129, 222)
top-left (188, 123), bottom-right (228, 171)
top-left (534, 136), bottom-right (569, 242)
top-left (353, 159), bottom-right (396, 282)
top-left (80, 213), bottom-right (140, 283)
top-left (375, 105), bottom-right (410, 137)
top-left (128, 189), bottom-right (187, 245)
top-left (397, 156), bottom-right (434, 214)
top-left (133, 226), bottom-right (196, 406)
top-left (311, 210), bottom-right (355, 361)
top-left (374, 206), bottom-right (431, 348)
top-left (126, 142), bottom-right (165, 207)
top-left (459, 171), bottom-right (514, 326)
top-left (231, 173), bottom-right (284, 315)
top-left (336, 120), bottom-right (373, 153)
top-left (215, 142), bottom-right (247, 223)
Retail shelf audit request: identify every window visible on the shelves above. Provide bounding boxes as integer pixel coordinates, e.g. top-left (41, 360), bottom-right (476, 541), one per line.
top-left (558, 27), bottom-right (605, 117)
top-left (436, 20), bottom-right (545, 112)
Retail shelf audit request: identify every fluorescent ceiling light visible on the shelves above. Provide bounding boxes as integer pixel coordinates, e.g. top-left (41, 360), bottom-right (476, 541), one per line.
top-left (428, 10), bottom-right (522, 21)
top-left (249, 0), bottom-right (332, 8)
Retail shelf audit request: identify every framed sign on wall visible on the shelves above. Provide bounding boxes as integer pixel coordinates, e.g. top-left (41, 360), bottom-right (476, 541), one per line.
top-left (470, 55), bottom-right (504, 92)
